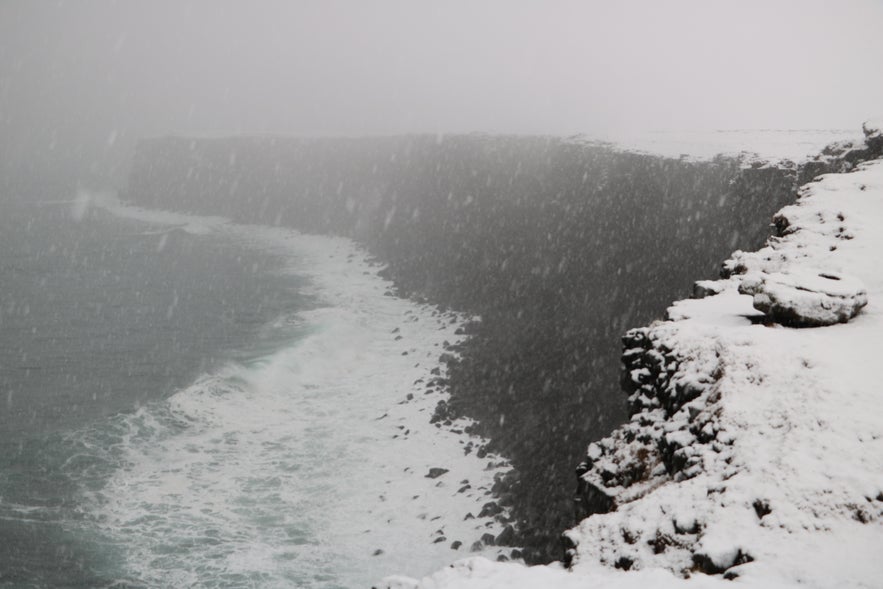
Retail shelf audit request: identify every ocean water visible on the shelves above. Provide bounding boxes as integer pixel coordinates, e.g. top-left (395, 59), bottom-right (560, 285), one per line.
top-left (0, 193), bottom-right (511, 588)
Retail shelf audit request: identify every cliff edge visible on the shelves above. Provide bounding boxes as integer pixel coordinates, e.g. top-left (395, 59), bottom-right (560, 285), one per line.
top-left (380, 123), bottom-right (883, 588)
top-left (126, 134), bottom-right (805, 561)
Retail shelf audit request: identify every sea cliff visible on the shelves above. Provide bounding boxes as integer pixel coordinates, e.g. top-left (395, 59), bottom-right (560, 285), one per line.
top-left (378, 122), bottom-right (883, 588)
top-left (127, 132), bottom-right (831, 561)
top-left (563, 121), bottom-right (883, 580)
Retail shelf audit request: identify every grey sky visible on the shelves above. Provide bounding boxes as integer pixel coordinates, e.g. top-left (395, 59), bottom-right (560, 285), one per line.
top-left (1, 0), bottom-right (882, 183)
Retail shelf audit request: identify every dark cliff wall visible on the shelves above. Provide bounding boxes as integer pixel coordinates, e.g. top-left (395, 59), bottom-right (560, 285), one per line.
top-left (126, 135), bottom-right (797, 561)
top-left (564, 123), bottom-right (883, 576)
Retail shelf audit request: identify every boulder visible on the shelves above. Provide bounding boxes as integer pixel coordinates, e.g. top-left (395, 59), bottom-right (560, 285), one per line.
top-left (693, 280), bottom-right (725, 299)
top-left (738, 269), bottom-right (868, 327)
top-left (495, 525), bottom-right (516, 546)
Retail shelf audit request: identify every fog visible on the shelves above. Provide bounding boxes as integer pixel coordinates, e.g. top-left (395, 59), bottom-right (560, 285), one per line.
top-left (2, 0), bottom-right (882, 184)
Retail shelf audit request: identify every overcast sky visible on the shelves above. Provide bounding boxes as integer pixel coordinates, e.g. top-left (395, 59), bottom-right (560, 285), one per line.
top-left (1, 0), bottom-right (882, 182)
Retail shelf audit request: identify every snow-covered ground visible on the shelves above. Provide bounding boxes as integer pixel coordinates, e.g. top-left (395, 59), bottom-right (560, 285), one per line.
top-left (378, 129), bottom-right (883, 588)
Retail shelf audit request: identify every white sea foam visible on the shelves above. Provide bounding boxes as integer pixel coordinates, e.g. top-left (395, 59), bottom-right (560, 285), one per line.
top-left (81, 195), bottom-right (513, 588)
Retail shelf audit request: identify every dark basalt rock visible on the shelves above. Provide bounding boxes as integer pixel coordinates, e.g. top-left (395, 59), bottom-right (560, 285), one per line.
top-left (573, 479), bottom-right (615, 522)
top-left (752, 499), bottom-right (772, 519)
top-left (495, 525), bottom-right (516, 546)
top-left (692, 550), bottom-right (754, 575)
top-left (863, 120), bottom-right (883, 156)
top-left (425, 467), bottom-right (449, 479)
top-left (478, 501), bottom-right (503, 518)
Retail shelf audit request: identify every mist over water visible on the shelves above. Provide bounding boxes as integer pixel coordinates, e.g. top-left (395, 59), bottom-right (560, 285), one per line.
top-left (0, 198), bottom-right (303, 586)
top-left (0, 196), bottom-right (305, 437)
top-left (0, 196), bottom-right (511, 588)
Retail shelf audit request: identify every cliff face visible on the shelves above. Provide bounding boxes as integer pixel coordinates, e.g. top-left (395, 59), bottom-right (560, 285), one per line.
top-left (563, 123), bottom-right (883, 586)
top-left (127, 134), bottom-right (800, 561)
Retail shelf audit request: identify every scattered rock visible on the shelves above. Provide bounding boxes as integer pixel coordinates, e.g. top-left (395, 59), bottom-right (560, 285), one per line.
top-left (691, 550), bottom-right (754, 575)
top-left (426, 467), bottom-right (449, 479)
top-left (478, 501), bottom-right (503, 518)
top-left (752, 499), bottom-right (772, 519)
top-left (451, 540), bottom-right (462, 550)
top-left (495, 525), bottom-right (516, 546)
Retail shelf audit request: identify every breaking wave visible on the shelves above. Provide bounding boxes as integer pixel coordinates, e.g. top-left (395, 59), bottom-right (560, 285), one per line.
top-left (62, 202), bottom-right (510, 588)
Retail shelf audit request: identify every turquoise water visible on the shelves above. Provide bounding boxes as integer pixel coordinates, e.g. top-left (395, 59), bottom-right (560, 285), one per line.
top-left (0, 194), bottom-right (504, 588)
top-left (0, 195), bottom-right (311, 587)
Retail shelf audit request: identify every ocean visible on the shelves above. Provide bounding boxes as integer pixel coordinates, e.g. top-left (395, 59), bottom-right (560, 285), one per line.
top-left (0, 192), bottom-right (511, 588)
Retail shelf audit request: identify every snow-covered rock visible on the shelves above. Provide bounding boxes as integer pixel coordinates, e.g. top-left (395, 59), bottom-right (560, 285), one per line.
top-left (863, 119), bottom-right (882, 144)
top-left (738, 269), bottom-right (867, 327)
top-left (796, 118), bottom-right (883, 185)
top-left (380, 123), bottom-right (883, 588)
top-left (565, 132), bottom-right (883, 586)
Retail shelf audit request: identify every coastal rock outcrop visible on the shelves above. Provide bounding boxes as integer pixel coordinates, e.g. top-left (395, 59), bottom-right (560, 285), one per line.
top-left (796, 119), bottom-right (883, 185)
top-left (737, 269), bottom-right (867, 327)
top-left (566, 125), bottom-right (883, 585)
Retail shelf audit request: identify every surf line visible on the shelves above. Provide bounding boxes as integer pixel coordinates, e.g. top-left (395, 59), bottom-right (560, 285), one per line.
top-left (87, 190), bottom-right (517, 584)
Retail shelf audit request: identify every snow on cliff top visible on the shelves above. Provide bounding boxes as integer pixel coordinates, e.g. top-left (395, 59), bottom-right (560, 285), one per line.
top-left (378, 154), bottom-right (883, 586)
top-left (590, 128), bottom-right (863, 163)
